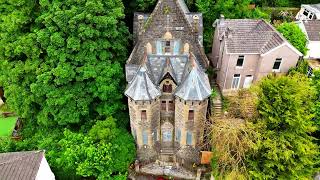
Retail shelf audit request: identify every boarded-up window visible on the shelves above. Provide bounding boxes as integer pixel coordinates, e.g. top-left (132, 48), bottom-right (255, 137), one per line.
top-left (168, 101), bottom-right (175, 111)
top-left (156, 41), bottom-right (162, 55)
top-left (187, 131), bottom-right (192, 145)
top-left (188, 110), bottom-right (194, 121)
top-left (173, 41), bottom-right (180, 55)
top-left (143, 130), bottom-right (148, 145)
top-left (161, 101), bottom-right (166, 111)
top-left (175, 129), bottom-right (181, 142)
top-left (163, 84), bottom-right (172, 93)
top-left (141, 110), bottom-right (147, 121)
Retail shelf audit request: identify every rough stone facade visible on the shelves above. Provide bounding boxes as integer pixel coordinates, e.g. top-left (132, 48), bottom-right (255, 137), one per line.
top-left (125, 0), bottom-right (211, 171)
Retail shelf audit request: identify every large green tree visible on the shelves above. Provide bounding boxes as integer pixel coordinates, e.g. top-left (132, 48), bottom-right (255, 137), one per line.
top-left (277, 22), bottom-right (308, 56)
top-left (247, 74), bottom-right (319, 179)
top-left (0, 0), bottom-right (129, 126)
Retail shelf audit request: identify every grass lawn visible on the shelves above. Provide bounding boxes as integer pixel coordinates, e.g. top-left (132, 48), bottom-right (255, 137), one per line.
top-left (0, 116), bottom-right (17, 137)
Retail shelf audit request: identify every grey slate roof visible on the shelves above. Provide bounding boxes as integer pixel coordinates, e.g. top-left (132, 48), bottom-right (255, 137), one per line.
top-left (175, 58), bottom-right (211, 101)
top-left (217, 19), bottom-right (285, 54)
top-left (303, 4), bottom-right (320, 12)
top-left (0, 151), bottom-right (44, 180)
top-left (303, 20), bottom-right (320, 41)
top-left (125, 65), bottom-right (161, 101)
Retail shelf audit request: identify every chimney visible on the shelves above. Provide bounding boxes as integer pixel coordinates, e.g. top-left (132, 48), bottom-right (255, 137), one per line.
top-left (220, 14), bottom-right (225, 26)
top-left (193, 15), bottom-right (200, 33)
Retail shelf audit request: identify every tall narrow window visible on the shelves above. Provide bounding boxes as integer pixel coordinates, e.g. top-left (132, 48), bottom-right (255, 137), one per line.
top-left (186, 131), bottom-right (192, 145)
top-left (153, 130), bottom-right (157, 142)
top-left (165, 41), bottom-right (171, 53)
top-left (273, 58), bottom-right (282, 71)
top-left (141, 110), bottom-right (147, 121)
top-left (307, 66), bottom-right (313, 77)
top-left (188, 110), bottom-right (194, 121)
top-left (175, 129), bottom-right (181, 142)
top-left (161, 101), bottom-right (167, 111)
top-left (142, 130), bottom-right (148, 145)
top-left (168, 101), bottom-right (175, 111)
top-left (156, 41), bottom-right (162, 55)
top-left (231, 74), bottom-right (241, 89)
top-left (236, 55), bottom-right (244, 67)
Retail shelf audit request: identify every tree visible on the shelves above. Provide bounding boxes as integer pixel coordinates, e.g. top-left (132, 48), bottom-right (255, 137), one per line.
top-left (58, 118), bottom-right (136, 179)
top-left (211, 118), bottom-right (257, 179)
top-left (246, 74), bottom-right (319, 179)
top-left (0, 0), bottom-right (129, 126)
top-left (277, 22), bottom-right (308, 55)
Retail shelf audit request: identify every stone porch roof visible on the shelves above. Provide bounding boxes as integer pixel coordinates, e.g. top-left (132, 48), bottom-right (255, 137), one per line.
top-left (0, 151), bottom-right (44, 180)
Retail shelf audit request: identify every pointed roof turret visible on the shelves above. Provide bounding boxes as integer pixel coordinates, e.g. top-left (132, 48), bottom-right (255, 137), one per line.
top-left (125, 62), bottom-right (161, 101)
top-left (175, 54), bottom-right (211, 101)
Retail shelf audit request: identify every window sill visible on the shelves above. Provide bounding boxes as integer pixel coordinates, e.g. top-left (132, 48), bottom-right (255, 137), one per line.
top-left (272, 69), bottom-right (281, 73)
top-left (235, 66), bottom-right (243, 69)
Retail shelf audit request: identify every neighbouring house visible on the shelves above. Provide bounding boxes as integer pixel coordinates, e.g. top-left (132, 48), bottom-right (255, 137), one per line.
top-left (212, 16), bottom-right (303, 94)
top-left (296, 4), bottom-right (320, 21)
top-left (296, 20), bottom-right (320, 63)
top-left (0, 150), bottom-right (55, 180)
top-left (125, 0), bottom-right (211, 178)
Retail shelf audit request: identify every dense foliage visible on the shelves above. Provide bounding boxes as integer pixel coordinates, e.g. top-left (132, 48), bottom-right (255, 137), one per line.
top-left (277, 22), bottom-right (308, 55)
top-left (247, 74), bottom-right (319, 179)
top-left (0, 0), bottom-right (135, 179)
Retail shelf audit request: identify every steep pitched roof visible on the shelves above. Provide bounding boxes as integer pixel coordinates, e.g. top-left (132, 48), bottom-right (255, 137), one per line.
top-left (175, 56), bottom-right (211, 101)
top-left (125, 65), bottom-right (161, 101)
top-left (128, 0), bottom-right (209, 68)
top-left (216, 19), bottom-right (302, 55)
top-left (0, 151), bottom-right (44, 180)
top-left (303, 20), bottom-right (320, 41)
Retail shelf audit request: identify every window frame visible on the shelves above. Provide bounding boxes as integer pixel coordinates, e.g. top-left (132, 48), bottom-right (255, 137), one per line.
top-left (175, 129), bottom-right (181, 142)
top-left (231, 74), bottom-right (241, 89)
top-left (236, 55), bottom-right (245, 68)
top-left (272, 58), bottom-right (282, 72)
top-left (188, 110), bottom-right (194, 121)
top-left (186, 131), bottom-right (192, 145)
top-left (142, 130), bottom-right (148, 145)
top-left (141, 110), bottom-right (147, 121)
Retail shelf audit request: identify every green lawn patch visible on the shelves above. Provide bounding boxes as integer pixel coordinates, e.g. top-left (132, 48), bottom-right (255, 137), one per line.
top-left (0, 116), bottom-right (17, 137)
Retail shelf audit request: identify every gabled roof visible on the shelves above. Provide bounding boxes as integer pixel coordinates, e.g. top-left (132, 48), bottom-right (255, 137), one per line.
top-left (0, 151), bottom-right (44, 180)
top-left (302, 20), bottom-right (320, 41)
top-left (125, 65), bottom-right (161, 101)
top-left (216, 19), bottom-right (302, 56)
top-left (175, 56), bottom-right (211, 101)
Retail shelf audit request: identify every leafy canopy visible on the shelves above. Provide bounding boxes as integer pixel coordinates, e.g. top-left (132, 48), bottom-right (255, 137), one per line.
top-left (277, 22), bottom-right (308, 55)
top-left (247, 74), bottom-right (319, 179)
top-left (0, 0), bottom-right (129, 126)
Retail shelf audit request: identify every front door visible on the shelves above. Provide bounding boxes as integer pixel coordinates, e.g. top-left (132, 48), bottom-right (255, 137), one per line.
top-left (243, 75), bottom-right (254, 88)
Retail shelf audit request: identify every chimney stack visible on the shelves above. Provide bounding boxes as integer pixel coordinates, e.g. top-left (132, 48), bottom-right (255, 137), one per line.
top-left (220, 14), bottom-right (225, 26)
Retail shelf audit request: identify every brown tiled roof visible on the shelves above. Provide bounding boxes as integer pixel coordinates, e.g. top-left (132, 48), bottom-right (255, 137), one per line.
top-left (0, 151), bottom-right (44, 180)
top-left (218, 19), bottom-right (285, 54)
top-left (303, 20), bottom-right (320, 41)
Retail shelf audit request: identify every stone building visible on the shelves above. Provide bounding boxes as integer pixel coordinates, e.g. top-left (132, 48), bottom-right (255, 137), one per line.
top-left (125, 0), bottom-right (211, 173)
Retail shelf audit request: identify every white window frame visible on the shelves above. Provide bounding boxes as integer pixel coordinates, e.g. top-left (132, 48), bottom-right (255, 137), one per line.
top-left (272, 58), bottom-right (282, 72)
top-left (236, 55), bottom-right (245, 69)
top-left (231, 74), bottom-right (241, 89)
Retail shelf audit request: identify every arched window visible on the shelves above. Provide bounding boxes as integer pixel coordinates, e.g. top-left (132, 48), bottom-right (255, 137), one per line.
top-left (175, 129), bottom-right (181, 142)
